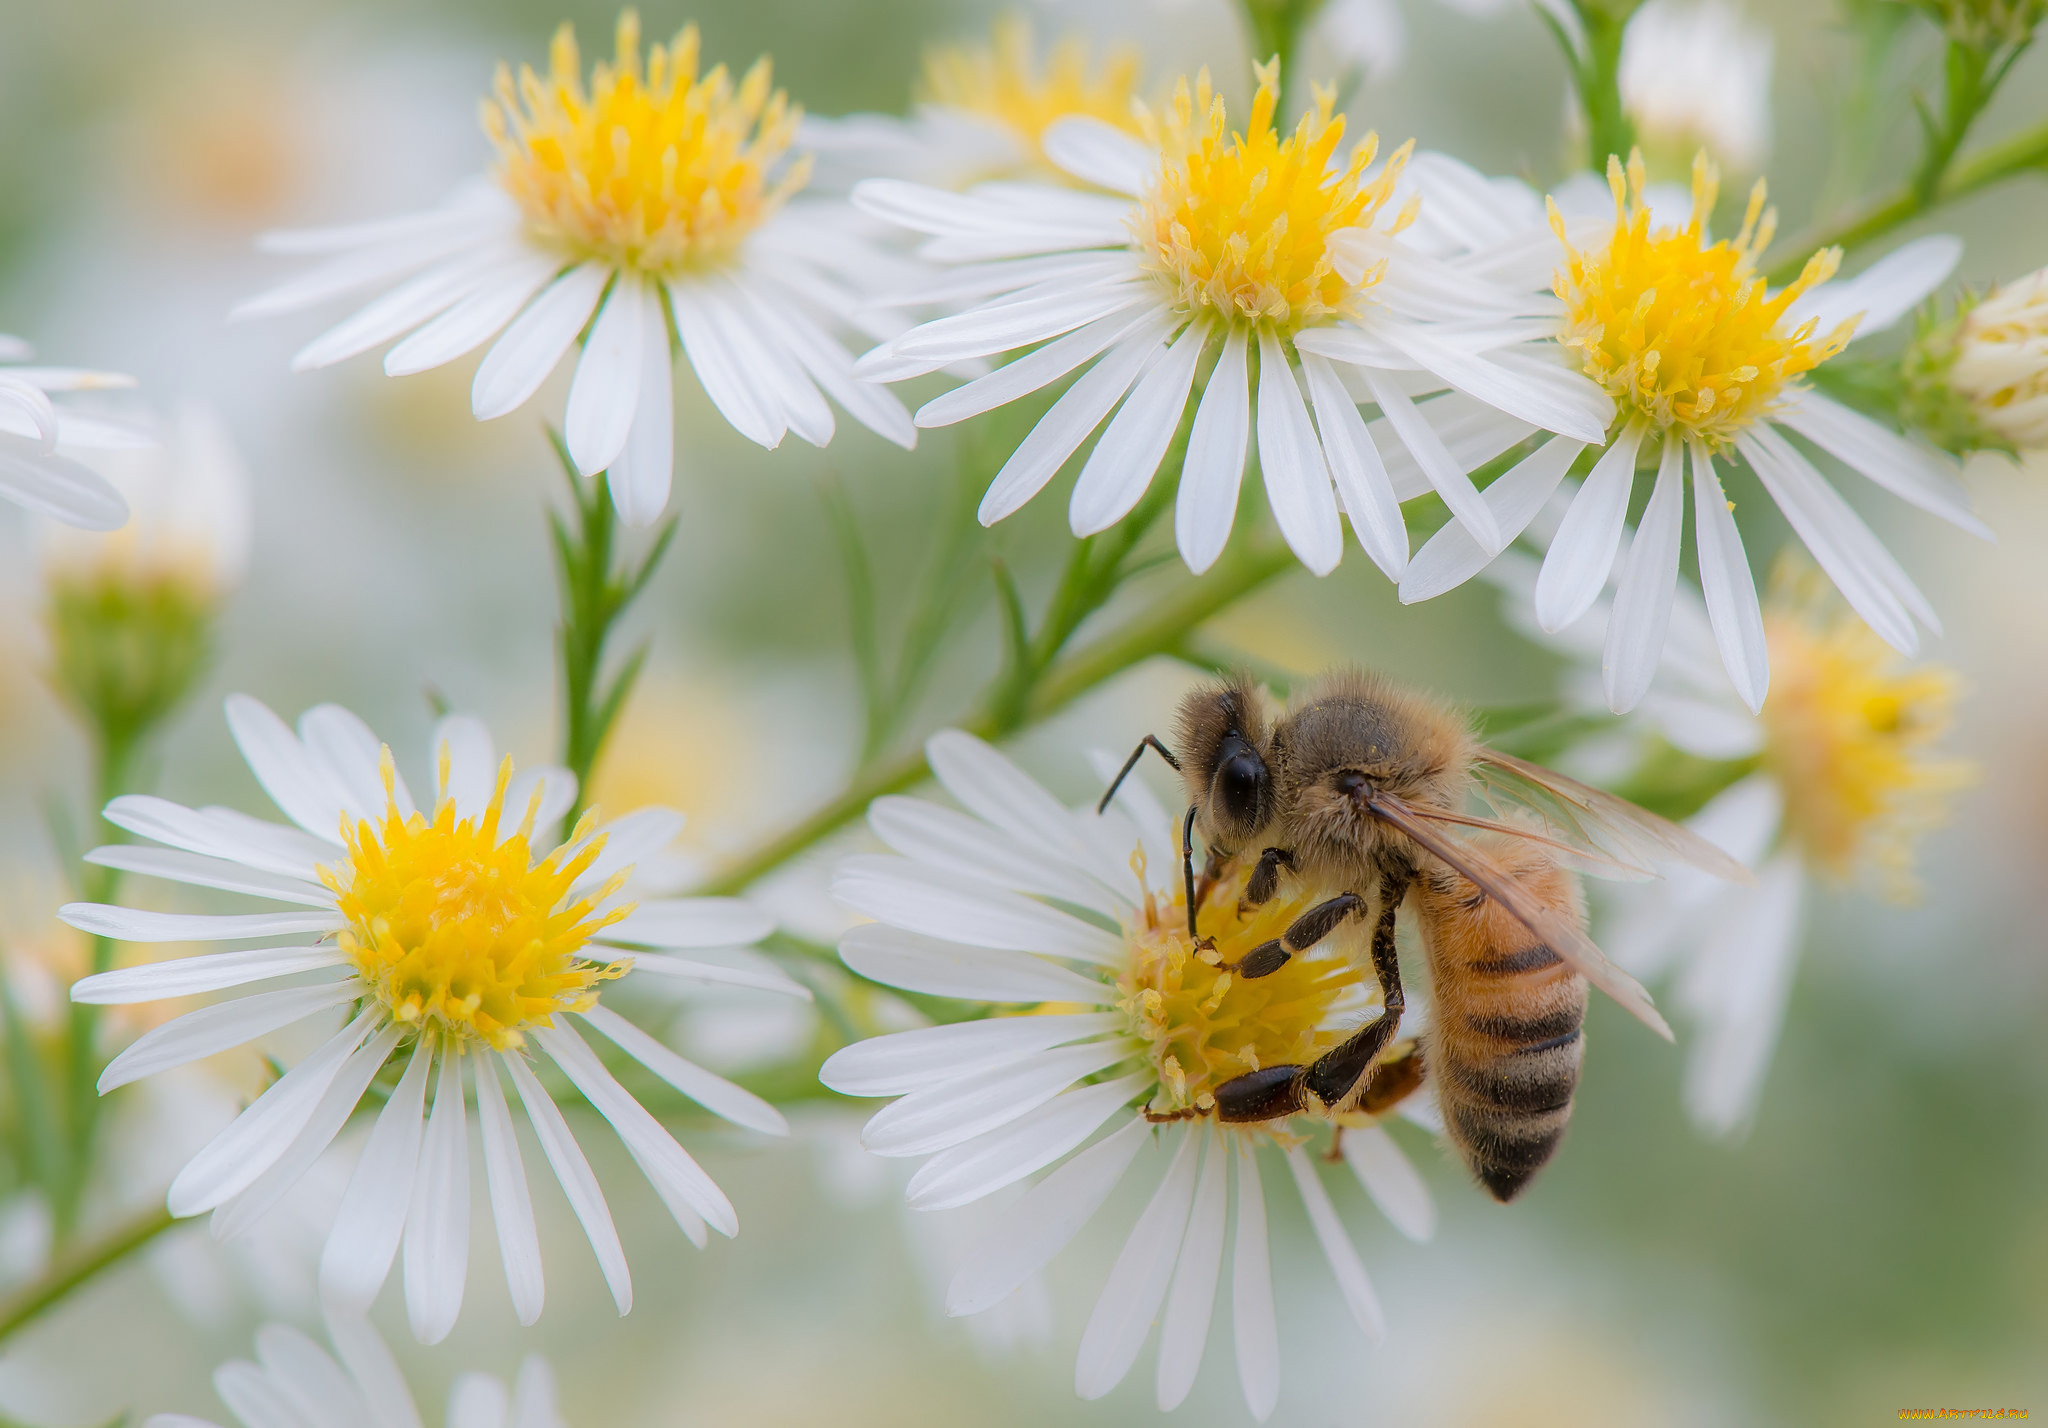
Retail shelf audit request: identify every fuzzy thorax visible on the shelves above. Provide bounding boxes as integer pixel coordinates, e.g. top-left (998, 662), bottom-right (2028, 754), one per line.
top-left (1552, 150), bottom-right (1855, 446)
top-left (483, 10), bottom-right (807, 275)
top-left (1134, 60), bottom-right (1414, 333)
top-left (323, 752), bottom-right (633, 1049)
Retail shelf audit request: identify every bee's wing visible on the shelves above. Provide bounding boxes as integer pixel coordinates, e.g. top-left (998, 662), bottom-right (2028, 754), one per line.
top-left (1398, 805), bottom-right (1657, 882)
top-left (1369, 792), bottom-right (1674, 1041)
top-left (1470, 747), bottom-right (1754, 885)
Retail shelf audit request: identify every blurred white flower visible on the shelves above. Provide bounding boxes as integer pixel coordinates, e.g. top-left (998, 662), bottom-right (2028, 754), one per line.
top-left (1489, 553), bottom-right (1973, 1137)
top-left (820, 730), bottom-right (1435, 1420)
top-left (40, 402), bottom-right (252, 597)
top-left (60, 696), bottom-right (802, 1341)
top-left (1947, 266), bottom-right (2048, 451)
top-left (853, 61), bottom-right (1611, 582)
top-left (1312, 0), bottom-right (1522, 84)
top-left (236, 13), bottom-right (914, 527)
top-left (1617, 0), bottom-right (1774, 174)
top-left (144, 1307), bottom-right (566, 1428)
top-left (0, 336), bottom-right (144, 531)
top-left (1403, 154), bottom-right (1984, 715)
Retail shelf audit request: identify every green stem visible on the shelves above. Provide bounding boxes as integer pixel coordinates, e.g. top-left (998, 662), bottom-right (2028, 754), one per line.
top-left (695, 537), bottom-right (1295, 898)
top-left (1236, 0), bottom-right (1328, 111)
top-left (1568, 1), bottom-right (1637, 174)
top-left (0, 1203), bottom-right (176, 1346)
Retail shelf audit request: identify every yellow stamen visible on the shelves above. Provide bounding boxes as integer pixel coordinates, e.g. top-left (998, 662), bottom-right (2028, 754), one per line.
top-left (920, 19), bottom-right (1142, 173)
top-left (1760, 564), bottom-right (1976, 895)
top-left (483, 10), bottom-right (807, 274)
top-left (1119, 856), bottom-right (1367, 1116)
top-left (1551, 149), bottom-right (1856, 445)
top-left (321, 749), bottom-right (635, 1050)
top-left (1135, 60), bottom-right (1413, 332)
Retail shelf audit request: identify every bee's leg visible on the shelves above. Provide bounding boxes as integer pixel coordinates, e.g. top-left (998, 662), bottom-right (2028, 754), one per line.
top-left (1357, 1044), bottom-right (1425, 1117)
top-left (1302, 874), bottom-right (1412, 1111)
top-left (1241, 847), bottom-right (1295, 907)
top-left (1214, 1065), bottom-right (1305, 1122)
top-left (1226, 890), bottom-right (1362, 978)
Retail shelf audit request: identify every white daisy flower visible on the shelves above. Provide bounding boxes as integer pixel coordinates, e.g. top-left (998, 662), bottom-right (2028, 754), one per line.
top-left (803, 20), bottom-right (1147, 192)
top-left (145, 1307), bottom-right (566, 1428)
top-left (0, 334), bottom-right (144, 531)
top-left (821, 730), bottom-right (1437, 1420)
top-left (850, 59), bottom-right (1614, 582)
top-left (1616, 0), bottom-right (1774, 175)
top-left (61, 695), bottom-right (803, 1341)
top-left (1946, 265), bottom-right (2048, 451)
top-left (235, 11), bottom-right (915, 527)
top-left (1312, 0), bottom-right (1526, 84)
top-left (1401, 151), bottom-right (1988, 716)
top-left (1487, 553), bottom-right (1972, 1137)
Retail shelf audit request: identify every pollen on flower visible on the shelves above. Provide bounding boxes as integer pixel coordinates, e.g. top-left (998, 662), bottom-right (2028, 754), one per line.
top-left (482, 10), bottom-right (807, 275)
top-left (920, 19), bottom-right (1143, 171)
top-left (323, 751), bottom-right (635, 1050)
top-left (1118, 856), bottom-right (1367, 1117)
top-left (1551, 150), bottom-right (1856, 445)
top-left (1760, 565), bottom-right (1976, 895)
top-left (1134, 60), bottom-right (1414, 332)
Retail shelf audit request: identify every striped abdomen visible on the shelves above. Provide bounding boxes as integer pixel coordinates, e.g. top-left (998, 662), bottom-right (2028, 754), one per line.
top-left (1416, 842), bottom-right (1588, 1203)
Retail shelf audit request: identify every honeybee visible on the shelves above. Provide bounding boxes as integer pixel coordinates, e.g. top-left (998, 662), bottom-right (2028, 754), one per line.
top-left (1100, 669), bottom-right (1746, 1201)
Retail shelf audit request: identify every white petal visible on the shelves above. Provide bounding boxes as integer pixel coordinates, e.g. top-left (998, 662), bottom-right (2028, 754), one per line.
top-left (503, 766), bottom-right (578, 837)
top-left (250, 1322), bottom-right (369, 1428)
top-left (574, 807), bottom-right (686, 892)
top-left (1400, 436), bottom-right (1583, 603)
top-left (234, 225), bottom-right (501, 320)
top-left (1377, 321), bottom-right (1612, 442)
top-left (669, 281), bottom-right (784, 448)
top-left (925, 728), bottom-right (1135, 900)
top-left (537, 1022), bottom-right (737, 1237)
top-left (1603, 434), bottom-right (1686, 713)
top-left (1176, 326), bottom-right (1252, 573)
top-left (859, 1037), bottom-right (1133, 1157)
top-left (1075, 1125), bottom-right (1201, 1399)
top-left (502, 1052), bottom-right (633, 1315)
top-left (384, 255), bottom-right (562, 376)
top-left (1777, 389), bottom-right (1990, 538)
top-left (605, 897), bottom-right (773, 949)
top-left (1785, 234), bottom-right (1962, 338)
top-left (510, 1358), bottom-right (564, 1428)
top-left (615, 953), bottom-right (811, 999)
top-left (1156, 1127), bottom-right (1229, 1411)
top-left (866, 797), bottom-right (1120, 919)
top-left (1284, 1145), bottom-right (1383, 1343)
top-left (447, 1375), bottom-right (508, 1428)
top-left (1302, 351), bottom-right (1406, 578)
top-left (977, 313), bottom-right (1175, 525)
top-left (1535, 418), bottom-right (1647, 631)
top-left (98, 981), bottom-right (355, 1092)
top-left (291, 252), bottom-right (505, 371)
top-left (1369, 389), bottom-right (1536, 501)
top-left (1689, 438), bottom-right (1769, 713)
top-left (563, 273), bottom-right (647, 477)
top-left (905, 1072), bottom-right (1148, 1210)
top-left (1069, 319), bottom-right (1206, 536)
top-left (299, 703), bottom-right (410, 821)
top-left (833, 855), bottom-right (1123, 964)
top-left (606, 282), bottom-right (676, 526)
top-left (916, 309), bottom-right (1146, 429)
top-left (324, 1308), bottom-right (425, 1428)
top-left (319, 1035), bottom-right (433, 1311)
top-left (1363, 369), bottom-right (1503, 554)
top-left (59, 904), bottom-right (341, 943)
top-left (579, 1003), bottom-right (788, 1137)
top-left (1041, 116), bottom-right (1157, 195)
top-left (403, 1048), bottom-right (471, 1344)
top-left (1679, 853), bottom-right (1804, 1138)
top-left (838, 923), bottom-right (1114, 1004)
top-left (472, 262), bottom-right (610, 421)
top-left (166, 1009), bottom-right (381, 1216)
top-left (709, 279), bottom-right (834, 448)
top-left (102, 795), bottom-right (327, 881)
top-left (430, 715), bottom-right (496, 819)
top-left (820, 1012), bottom-right (1118, 1097)
top-left (0, 447), bottom-right (127, 529)
top-left (1257, 329), bottom-right (1343, 575)
top-left (225, 694), bottom-right (348, 842)
top-left (475, 1054), bottom-right (545, 1325)
top-left (742, 287), bottom-right (915, 448)
top-left (946, 1115), bottom-right (1147, 1316)
top-left (1341, 1125), bottom-right (1436, 1242)
top-left (72, 945), bottom-right (345, 1004)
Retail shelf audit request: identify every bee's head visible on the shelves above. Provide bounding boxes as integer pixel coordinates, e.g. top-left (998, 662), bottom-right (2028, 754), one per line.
top-left (1173, 676), bottom-right (1274, 851)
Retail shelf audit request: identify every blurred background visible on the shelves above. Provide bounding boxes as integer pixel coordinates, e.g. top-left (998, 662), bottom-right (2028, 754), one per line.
top-left (0, 0), bottom-right (2044, 1424)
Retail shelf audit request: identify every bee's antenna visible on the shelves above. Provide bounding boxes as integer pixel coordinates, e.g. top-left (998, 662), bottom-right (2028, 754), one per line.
top-left (1096, 735), bottom-right (1182, 815)
top-left (1182, 803), bottom-right (1201, 939)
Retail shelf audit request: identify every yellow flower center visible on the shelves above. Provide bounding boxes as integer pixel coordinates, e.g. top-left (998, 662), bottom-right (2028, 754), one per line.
top-left (482, 10), bottom-right (807, 275)
top-left (1551, 150), bottom-right (1856, 445)
top-left (1134, 60), bottom-right (1414, 332)
top-left (919, 20), bottom-right (1143, 175)
top-left (1759, 570), bottom-right (1975, 893)
top-left (1119, 857), bottom-right (1366, 1116)
top-left (323, 752), bottom-right (634, 1050)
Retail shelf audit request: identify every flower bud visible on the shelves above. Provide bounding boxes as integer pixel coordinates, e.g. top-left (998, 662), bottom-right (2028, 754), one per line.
top-left (1942, 267), bottom-right (2048, 452)
top-left (1616, 0), bottom-right (1774, 177)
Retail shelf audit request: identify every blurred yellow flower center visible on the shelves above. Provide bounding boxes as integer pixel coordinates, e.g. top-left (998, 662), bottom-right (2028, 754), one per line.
top-left (1760, 574), bottom-right (1975, 892)
top-left (483, 10), bottom-right (807, 275)
top-left (1551, 151), bottom-right (1855, 445)
top-left (324, 753), bottom-right (633, 1050)
top-left (1135, 61), bottom-right (1414, 332)
top-left (920, 20), bottom-right (1142, 171)
top-left (1119, 856), bottom-right (1364, 1116)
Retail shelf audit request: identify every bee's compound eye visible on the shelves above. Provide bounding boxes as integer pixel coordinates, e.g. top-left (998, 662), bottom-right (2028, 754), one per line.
top-left (1213, 737), bottom-right (1269, 832)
